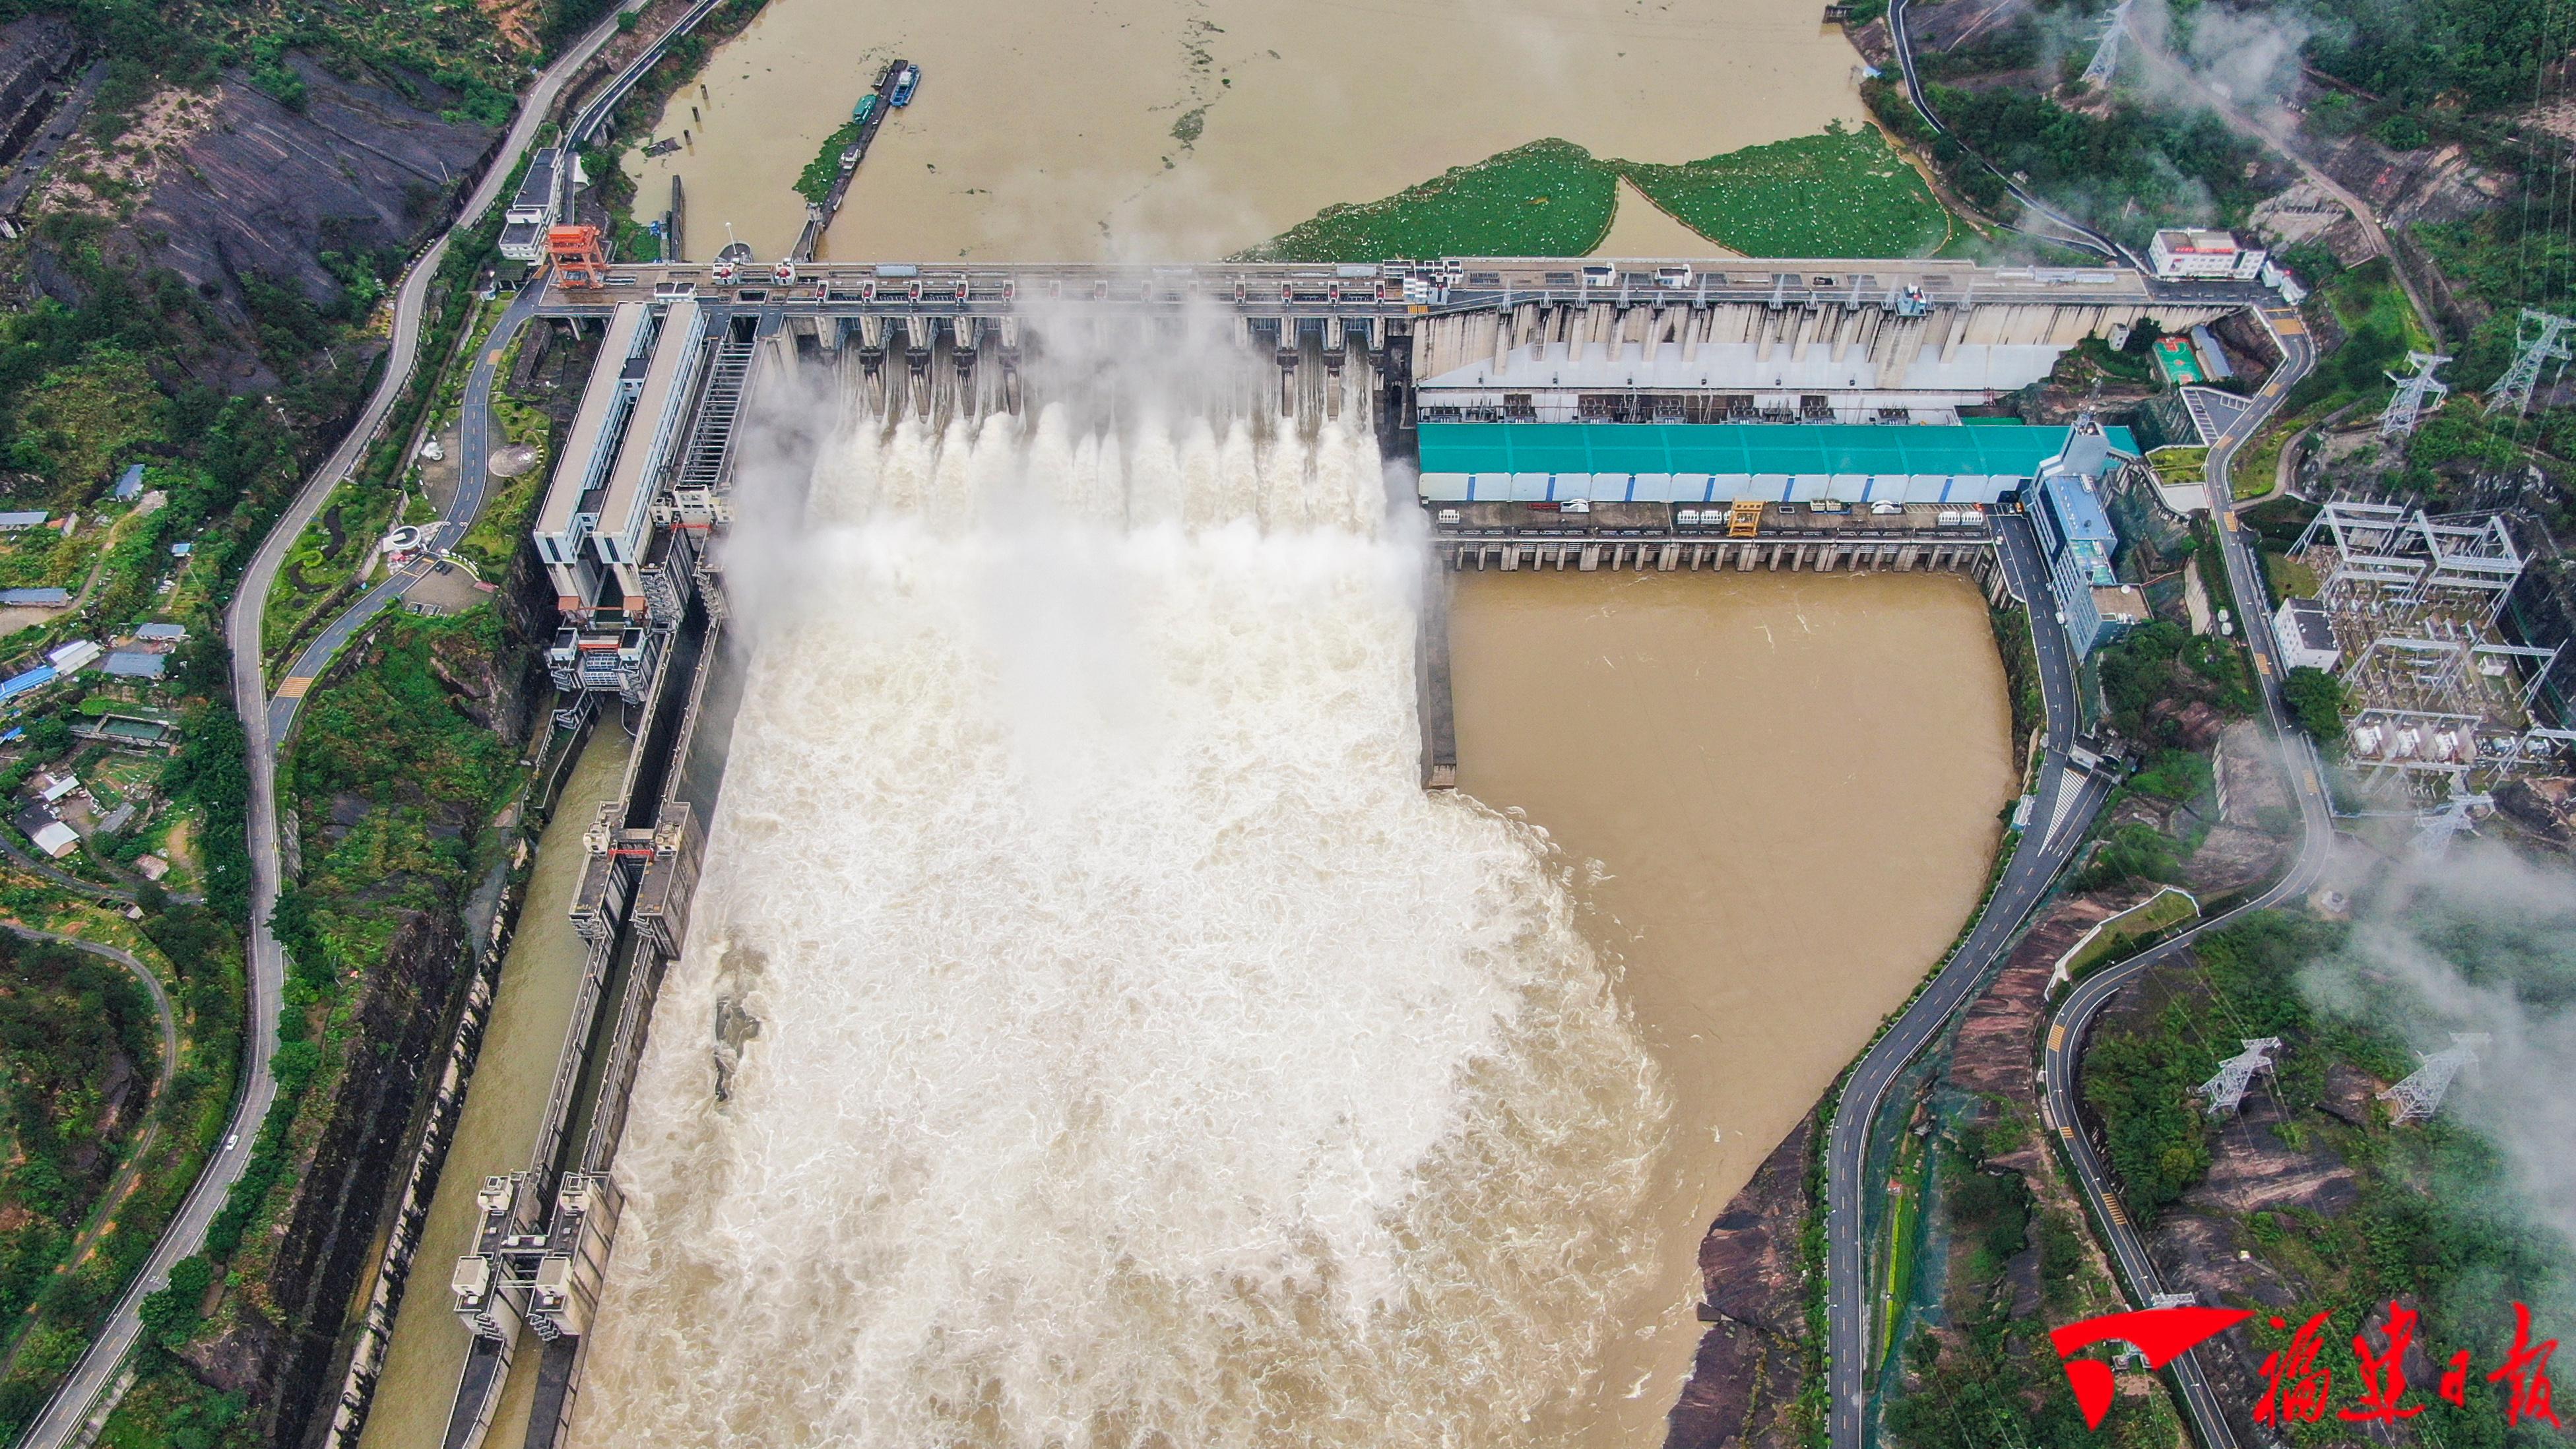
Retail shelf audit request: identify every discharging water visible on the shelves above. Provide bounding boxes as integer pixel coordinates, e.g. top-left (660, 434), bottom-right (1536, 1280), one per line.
top-left (569, 405), bottom-right (1686, 1446)
top-left (626, 0), bottom-right (1866, 261)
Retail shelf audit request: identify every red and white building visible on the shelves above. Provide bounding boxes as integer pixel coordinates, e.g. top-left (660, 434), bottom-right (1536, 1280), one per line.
top-left (2148, 228), bottom-right (2268, 282)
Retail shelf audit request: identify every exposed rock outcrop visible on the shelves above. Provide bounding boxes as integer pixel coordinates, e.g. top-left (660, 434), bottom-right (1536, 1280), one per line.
top-left (38, 54), bottom-right (499, 392)
top-left (1665, 1116), bottom-right (1813, 1449)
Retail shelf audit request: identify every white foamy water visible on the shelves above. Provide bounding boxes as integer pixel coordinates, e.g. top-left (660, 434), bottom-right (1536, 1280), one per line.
top-left (573, 404), bottom-right (1670, 1448)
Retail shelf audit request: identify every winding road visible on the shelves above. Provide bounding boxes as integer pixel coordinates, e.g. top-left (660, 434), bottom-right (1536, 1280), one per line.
top-left (2037, 305), bottom-right (2331, 1449)
top-left (267, 282), bottom-right (544, 750)
top-left (1826, 306), bottom-right (2323, 1449)
top-left (1886, 0), bottom-right (2137, 264)
top-left (1824, 511), bottom-right (2115, 1449)
top-left (9, 7), bottom-right (651, 1444)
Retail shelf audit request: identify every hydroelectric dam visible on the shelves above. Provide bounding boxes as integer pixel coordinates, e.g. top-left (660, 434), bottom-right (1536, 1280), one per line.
top-left (385, 253), bottom-right (2280, 1449)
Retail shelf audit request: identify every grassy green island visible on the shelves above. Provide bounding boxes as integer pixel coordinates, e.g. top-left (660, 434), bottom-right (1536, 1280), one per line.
top-left (1239, 123), bottom-right (1949, 263)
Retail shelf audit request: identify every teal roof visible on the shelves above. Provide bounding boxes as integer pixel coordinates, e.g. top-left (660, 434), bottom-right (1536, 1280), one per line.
top-left (1417, 423), bottom-right (2139, 478)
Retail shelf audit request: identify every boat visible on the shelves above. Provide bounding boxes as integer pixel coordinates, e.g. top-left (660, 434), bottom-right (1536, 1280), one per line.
top-left (889, 62), bottom-right (920, 106)
top-left (853, 92), bottom-right (878, 125)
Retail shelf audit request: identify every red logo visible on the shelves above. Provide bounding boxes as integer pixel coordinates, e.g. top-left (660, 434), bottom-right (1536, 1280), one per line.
top-left (2052, 1301), bottom-right (2561, 1432)
top-left (2052, 1306), bottom-right (2254, 1429)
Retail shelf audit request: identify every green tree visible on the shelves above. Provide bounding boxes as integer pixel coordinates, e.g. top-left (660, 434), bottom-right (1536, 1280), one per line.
top-left (2283, 666), bottom-right (2350, 746)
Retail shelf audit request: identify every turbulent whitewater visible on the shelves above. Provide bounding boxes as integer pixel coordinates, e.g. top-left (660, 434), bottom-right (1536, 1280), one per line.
top-left (572, 404), bottom-right (1671, 1447)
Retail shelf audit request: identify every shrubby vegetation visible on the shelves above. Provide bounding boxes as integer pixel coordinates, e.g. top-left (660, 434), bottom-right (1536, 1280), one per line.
top-left (1863, 76), bottom-right (2261, 247)
top-left (1242, 128), bottom-right (1950, 261)
top-left (1617, 125), bottom-right (1949, 257)
top-left (2096, 620), bottom-right (2254, 744)
top-left (1886, 1116), bottom-right (2177, 1449)
top-left (2282, 665), bottom-right (2350, 748)
top-left (2301, 0), bottom-right (2569, 113)
top-left (1242, 140), bottom-right (1619, 261)
top-left (2077, 906), bottom-right (2566, 1448)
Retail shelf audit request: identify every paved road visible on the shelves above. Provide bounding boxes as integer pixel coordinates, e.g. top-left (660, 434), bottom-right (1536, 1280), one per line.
top-left (564, 0), bottom-right (734, 148)
top-left (0, 925), bottom-right (178, 1380)
top-left (1824, 512), bottom-right (2115, 1449)
top-left (2037, 307), bottom-right (2330, 1449)
top-left (1886, 0), bottom-right (2135, 264)
top-left (266, 281), bottom-right (542, 748)
top-left (9, 9), bottom-right (649, 1444)
top-left (260, 0), bottom-right (732, 746)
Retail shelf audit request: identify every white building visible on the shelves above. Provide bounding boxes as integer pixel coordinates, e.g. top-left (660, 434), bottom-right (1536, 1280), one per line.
top-left (46, 639), bottom-right (100, 674)
top-left (2274, 596), bottom-right (2341, 672)
top-left (499, 147), bottom-right (561, 263)
top-left (2150, 229), bottom-right (2267, 282)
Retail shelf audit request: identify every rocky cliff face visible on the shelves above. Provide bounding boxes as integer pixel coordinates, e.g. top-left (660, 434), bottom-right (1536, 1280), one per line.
top-left (178, 905), bottom-right (472, 1446)
top-left (1665, 1116), bottom-right (1814, 1449)
top-left (261, 905), bottom-right (468, 1449)
top-left (34, 53), bottom-right (499, 393)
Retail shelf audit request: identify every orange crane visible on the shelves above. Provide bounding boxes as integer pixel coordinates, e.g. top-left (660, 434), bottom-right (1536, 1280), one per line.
top-left (547, 224), bottom-right (608, 289)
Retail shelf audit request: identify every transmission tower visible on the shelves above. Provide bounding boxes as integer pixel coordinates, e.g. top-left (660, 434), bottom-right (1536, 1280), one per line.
top-left (2197, 1038), bottom-right (2283, 1116)
top-left (2380, 352), bottom-right (2453, 439)
top-left (2412, 792), bottom-right (2494, 860)
top-left (2486, 310), bottom-right (2576, 418)
top-left (2378, 1034), bottom-right (2490, 1122)
top-left (2080, 0), bottom-right (2131, 89)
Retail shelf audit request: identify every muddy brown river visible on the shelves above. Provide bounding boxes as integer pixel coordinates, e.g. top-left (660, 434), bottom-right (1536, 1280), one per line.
top-left (1448, 567), bottom-right (2012, 1437)
top-left (624, 0), bottom-right (1865, 261)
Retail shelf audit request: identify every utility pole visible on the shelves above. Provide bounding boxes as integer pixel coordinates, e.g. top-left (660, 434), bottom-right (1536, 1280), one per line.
top-left (2379, 351), bottom-right (2452, 438)
top-left (2486, 309), bottom-right (2575, 418)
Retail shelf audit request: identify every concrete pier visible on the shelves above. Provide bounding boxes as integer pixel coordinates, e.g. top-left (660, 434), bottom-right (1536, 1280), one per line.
top-left (1417, 564), bottom-right (1457, 790)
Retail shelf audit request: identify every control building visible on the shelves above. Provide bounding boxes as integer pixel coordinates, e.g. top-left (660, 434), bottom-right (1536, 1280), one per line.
top-left (1415, 419), bottom-right (2138, 506)
top-left (2026, 420), bottom-right (2128, 655)
top-left (499, 148), bottom-right (562, 263)
top-left (2149, 228), bottom-right (2267, 282)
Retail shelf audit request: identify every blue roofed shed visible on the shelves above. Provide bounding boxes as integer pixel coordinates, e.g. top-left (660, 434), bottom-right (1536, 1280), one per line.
top-left (101, 651), bottom-right (166, 680)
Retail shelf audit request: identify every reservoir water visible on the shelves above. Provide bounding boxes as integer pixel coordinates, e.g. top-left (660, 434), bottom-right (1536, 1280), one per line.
top-left (1448, 568), bottom-right (2014, 1433)
top-left (623, 0), bottom-right (1865, 261)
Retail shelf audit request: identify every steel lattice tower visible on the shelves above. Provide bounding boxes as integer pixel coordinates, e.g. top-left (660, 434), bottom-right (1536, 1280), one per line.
top-left (2198, 1038), bottom-right (2282, 1116)
top-left (2379, 1035), bottom-right (2489, 1122)
top-left (2413, 792), bottom-right (2494, 860)
top-left (2486, 310), bottom-right (2575, 418)
top-left (2080, 0), bottom-right (2131, 89)
top-left (2381, 351), bottom-right (2453, 438)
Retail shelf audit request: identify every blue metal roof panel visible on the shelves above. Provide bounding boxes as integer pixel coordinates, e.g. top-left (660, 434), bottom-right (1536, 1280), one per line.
top-left (1419, 423), bottom-right (2138, 480)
